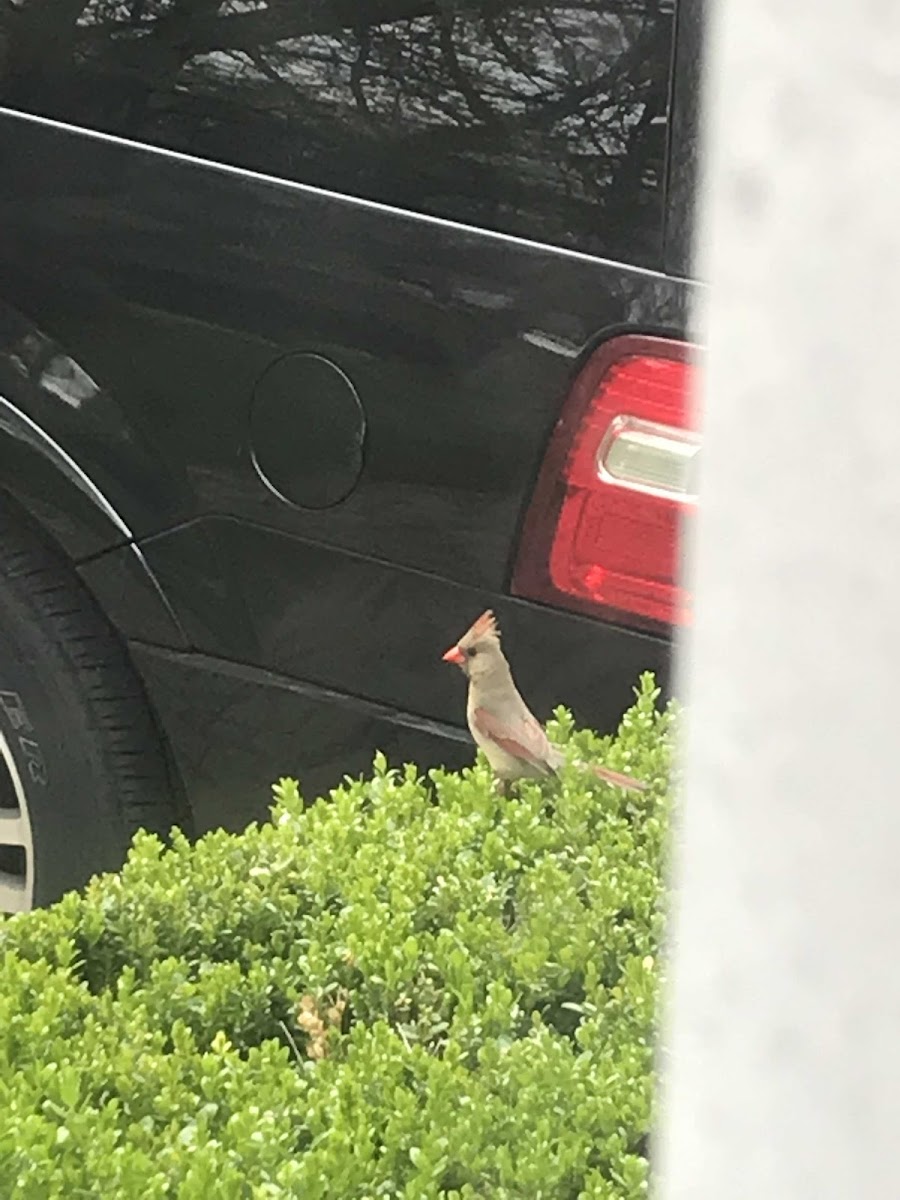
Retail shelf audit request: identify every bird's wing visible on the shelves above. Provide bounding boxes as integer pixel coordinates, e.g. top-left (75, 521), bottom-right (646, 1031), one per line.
top-left (472, 706), bottom-right (555, 773)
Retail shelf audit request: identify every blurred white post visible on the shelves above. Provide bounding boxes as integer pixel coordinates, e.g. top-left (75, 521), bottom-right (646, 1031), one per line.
top-left (657, 0), bottom-right (900, 1197)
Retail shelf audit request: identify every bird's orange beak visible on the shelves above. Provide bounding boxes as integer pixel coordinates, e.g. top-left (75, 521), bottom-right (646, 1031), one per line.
top-left (442, 644), bottom-right (466, 665)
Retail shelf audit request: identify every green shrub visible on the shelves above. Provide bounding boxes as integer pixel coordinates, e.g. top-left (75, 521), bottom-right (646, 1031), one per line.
top-left (0, 673), bottom-right (676, 1199)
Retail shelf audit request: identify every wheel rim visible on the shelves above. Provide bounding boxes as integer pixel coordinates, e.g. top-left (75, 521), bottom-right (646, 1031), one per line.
top-left (0, 731), bottom-right (34, 914)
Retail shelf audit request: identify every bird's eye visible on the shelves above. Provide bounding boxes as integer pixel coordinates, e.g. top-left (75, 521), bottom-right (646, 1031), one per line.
top-left (467, 647), bottom-right (478, 658)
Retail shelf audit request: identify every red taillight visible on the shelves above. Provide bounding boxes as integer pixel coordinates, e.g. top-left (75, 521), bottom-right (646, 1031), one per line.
top-left (511, 334), bottom-right (700, 630)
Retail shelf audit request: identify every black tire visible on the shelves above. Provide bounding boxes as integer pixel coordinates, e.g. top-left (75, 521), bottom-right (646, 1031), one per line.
top-left (0, 493), bottom-right (179, 911)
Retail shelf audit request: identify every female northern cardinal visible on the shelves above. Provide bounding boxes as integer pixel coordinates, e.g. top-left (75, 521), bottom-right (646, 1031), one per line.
top-left (442, 609), bottom-right (646, 793)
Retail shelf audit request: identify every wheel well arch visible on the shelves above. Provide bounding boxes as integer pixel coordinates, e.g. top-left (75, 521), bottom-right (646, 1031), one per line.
top-left (0, 304), bottom-right (194, 835)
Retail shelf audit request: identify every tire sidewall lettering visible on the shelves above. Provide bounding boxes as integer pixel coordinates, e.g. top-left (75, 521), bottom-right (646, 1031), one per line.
top-left (0, 687), bottom-right (48, 786)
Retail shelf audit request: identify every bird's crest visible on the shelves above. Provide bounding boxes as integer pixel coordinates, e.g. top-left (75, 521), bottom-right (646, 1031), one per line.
top-left (460, 609), bottom-right (500, 646)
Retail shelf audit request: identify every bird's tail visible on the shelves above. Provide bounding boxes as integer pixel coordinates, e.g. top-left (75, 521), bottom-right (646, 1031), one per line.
top-left (587, 763), bottom-right (647, 792)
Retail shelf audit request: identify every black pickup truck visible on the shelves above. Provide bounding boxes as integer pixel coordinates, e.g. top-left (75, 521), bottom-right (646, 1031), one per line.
top-left (0, 0), bottom-right (703, 909)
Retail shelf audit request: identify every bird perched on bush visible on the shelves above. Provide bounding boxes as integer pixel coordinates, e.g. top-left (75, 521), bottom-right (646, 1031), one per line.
top-left (442, 609), bottom-right (646, 794)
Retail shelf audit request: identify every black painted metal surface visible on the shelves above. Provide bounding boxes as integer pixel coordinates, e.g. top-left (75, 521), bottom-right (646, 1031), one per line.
top-left (0, 0), bottom-right (702, 818)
